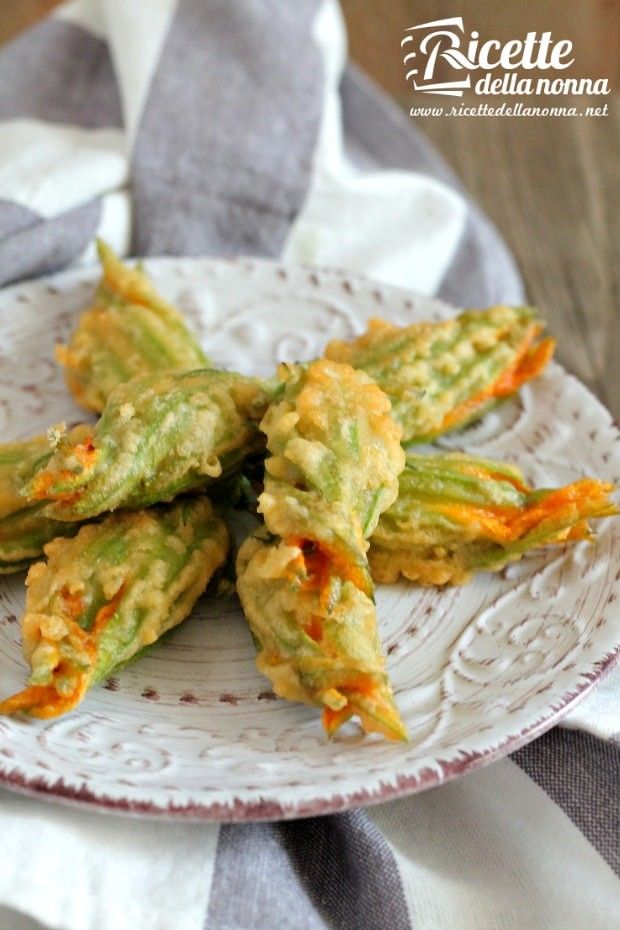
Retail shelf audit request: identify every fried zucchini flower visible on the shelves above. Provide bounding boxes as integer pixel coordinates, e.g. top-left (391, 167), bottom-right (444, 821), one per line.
top-left (369, 453), bottom-right (617, 586)
top-left (236, 359), bottom-right (408, 741)
top-left (56, 240), bottom-right (209, 413)
top-left (0, 497), bottom-right (228, 718)
top-left (0, 428), bottom-right (93, 573)
top-left (25, 369), bottom-right (275, 521)
top-left (325, 307), bottom-right (555, 442)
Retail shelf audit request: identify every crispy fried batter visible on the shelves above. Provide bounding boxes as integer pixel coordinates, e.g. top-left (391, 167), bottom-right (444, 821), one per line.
top-left (0, 497), bottom-right (228, 718)
top-left (57, 241), bottom-right (209, 412)
top-left (237, 359), bottom-right (408, 741)
top-left (0, 427), bottom-right (92, 572)
top-left (25, 370), bottom-right (276, 521)
top-left (370, 454), bottom-right (616, 585)
top-left (325, 308), bottom-right (554, 442)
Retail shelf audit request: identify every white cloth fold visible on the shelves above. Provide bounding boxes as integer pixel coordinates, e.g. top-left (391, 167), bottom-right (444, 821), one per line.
top-left (370, 759), bottom-right (620, 930)
top-left (0, 791), bottom-right (218, 930)
top-left (562, 664), bottom-right (620, 740)
top-left (282, 0), bottom-right (467, 294)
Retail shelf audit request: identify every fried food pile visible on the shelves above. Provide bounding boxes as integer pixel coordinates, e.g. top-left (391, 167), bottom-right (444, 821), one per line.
top-left (0, 244), bottom-right (615, 738)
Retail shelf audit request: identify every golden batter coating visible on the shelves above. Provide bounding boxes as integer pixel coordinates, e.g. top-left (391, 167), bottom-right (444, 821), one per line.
top-left (237, 359), bottom-right (407, 741)
top-left (25, 369), bottom-right (274, 521)
top-left (57, 241), bottom-right (209, 412)
top-left (370, 454), bottom-right (616, 585)
top-left (325, 307), bottom-right (554, 442)
top-left (0, 497), bottom-right (228, 718)
top-left (0, 427), bottom-right (91, 572)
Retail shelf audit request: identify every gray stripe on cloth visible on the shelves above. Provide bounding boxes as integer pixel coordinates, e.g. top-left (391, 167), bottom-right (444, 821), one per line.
top-left (341, 65), bottom-right (524, 307)
top-left (0, 19), bottom-right (122, 129)
top-left (0, 199), bottom-right (101, 286)
top-left (205, 822), bottom-right (330, 930)
top-left (439, 204), bottom-right (525, 307)
top-left (0, 201), bottom-right (40, 242)
top-left (206, 812), bottom-right (411, 930)
top-left (341, 65), bottom-right (458, 189)
top-left (131, 0), bottom-right (324, 258)
top-left (278, 811), bottom-right (411, 930)
top-left (512, 728), bottom-right (620, 876)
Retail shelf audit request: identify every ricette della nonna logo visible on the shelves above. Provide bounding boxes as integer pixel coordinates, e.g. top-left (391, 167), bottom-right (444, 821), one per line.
top-left (402, 17), bottom-right (610, 99)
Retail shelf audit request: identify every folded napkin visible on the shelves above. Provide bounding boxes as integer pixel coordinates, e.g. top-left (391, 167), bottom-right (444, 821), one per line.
top-left (0, 3), bottom-right (617, 930)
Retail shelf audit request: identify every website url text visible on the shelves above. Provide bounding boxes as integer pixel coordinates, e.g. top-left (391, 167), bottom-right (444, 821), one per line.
top-left (409, 102), bottom-right (609, 118)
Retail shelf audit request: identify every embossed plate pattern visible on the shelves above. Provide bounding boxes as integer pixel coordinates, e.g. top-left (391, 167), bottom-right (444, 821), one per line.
top-left (0, 257), bottom-right (618, 820)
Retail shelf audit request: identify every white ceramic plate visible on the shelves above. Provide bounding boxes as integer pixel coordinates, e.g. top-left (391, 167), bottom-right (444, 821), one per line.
top-left (0, 257), bottom-right (618, 820)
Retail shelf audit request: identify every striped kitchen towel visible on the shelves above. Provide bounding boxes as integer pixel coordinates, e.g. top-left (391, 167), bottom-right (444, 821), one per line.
top-left (0, 0), bottom-right (523, 307)
top-left (0, 2), bottom-right (617, 930)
